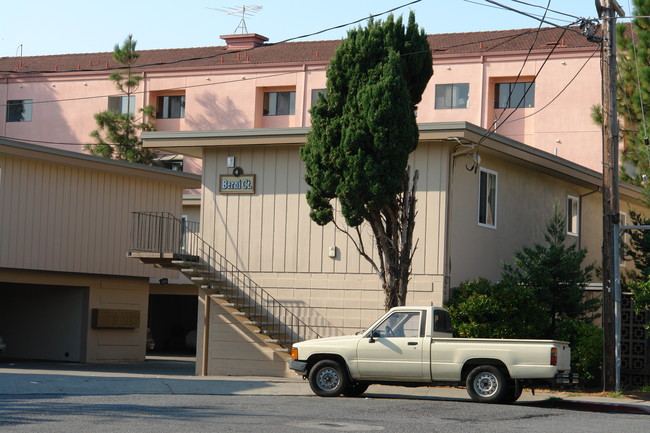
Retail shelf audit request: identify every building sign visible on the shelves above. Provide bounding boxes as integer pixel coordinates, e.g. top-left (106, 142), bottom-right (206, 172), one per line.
top-left (219, 174), bottom-right (256, 194)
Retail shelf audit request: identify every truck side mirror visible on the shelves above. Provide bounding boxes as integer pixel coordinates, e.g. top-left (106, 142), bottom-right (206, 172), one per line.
top-left (369, 330), bottom-right (380, 343)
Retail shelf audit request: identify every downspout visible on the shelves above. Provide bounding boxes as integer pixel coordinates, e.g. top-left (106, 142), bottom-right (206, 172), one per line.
top-left (443, 138), bottom-right (479, 301)
top-left (2, 76), bottom-right (8, 137)
top-left (301, 64), bottom-right (308, 127)
top-left (479, 55), bottom-right (486, 127)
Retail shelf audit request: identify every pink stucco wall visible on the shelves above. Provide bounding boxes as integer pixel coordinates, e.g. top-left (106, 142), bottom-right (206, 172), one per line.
top-left (0, 45), bottom-right (603, 172)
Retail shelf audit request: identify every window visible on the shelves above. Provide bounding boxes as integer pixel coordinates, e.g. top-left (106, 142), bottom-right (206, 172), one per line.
top-left (156, 95), bottom-right (185, 119)
top-left (264, 91), bottom-right (295, 116)
top-left (433, 309), bottom-right (453, 334)
top-left (478, 168), bottom-right (497, 228)
top-left (372, 311), bottom-right (421, 338)
top-left (435, 83), bottom-right (469, 109)
top-left (6, 99), bottom-right (32, 122)
top-left (108, 95), bottom-right (135, 114)
top-left (311, 89), bottom-right (327, 108)
top-left (567, 196), bottom-right (579, 236)
top-left (495, 82), bottom-right (535, 108)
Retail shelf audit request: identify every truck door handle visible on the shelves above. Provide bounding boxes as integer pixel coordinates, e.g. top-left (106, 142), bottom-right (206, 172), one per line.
top-left (407, 342), bottom-right (418, 346)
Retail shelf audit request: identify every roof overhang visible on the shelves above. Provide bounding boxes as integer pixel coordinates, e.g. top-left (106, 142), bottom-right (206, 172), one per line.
top-left (142, 122), bottom-right (643, 202)
top-left (0, 137), bottom-right (201, 189)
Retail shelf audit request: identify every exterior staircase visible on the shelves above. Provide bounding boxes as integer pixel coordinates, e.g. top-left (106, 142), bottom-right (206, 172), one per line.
top-left (127, 211), bottom-right (321, 362)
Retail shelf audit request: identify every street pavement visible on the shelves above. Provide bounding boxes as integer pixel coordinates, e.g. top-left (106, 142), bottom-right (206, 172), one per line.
top-left (0, 356), bottom-right (648, 415)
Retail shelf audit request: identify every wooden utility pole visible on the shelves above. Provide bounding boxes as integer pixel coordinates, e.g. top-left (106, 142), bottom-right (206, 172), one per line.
top-left (600, 0), bottom-right (625, 392)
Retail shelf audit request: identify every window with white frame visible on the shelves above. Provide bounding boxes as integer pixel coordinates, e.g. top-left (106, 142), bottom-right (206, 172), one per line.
top-left (567, 196), bottom-right (579, 236)
top-left (6, 99), bottom-right (32, 122)
top-left (478, 168), bottom-right (497, 228)
top-left (156, 95), bottom-right (185, 119)
top-left (435, 83), bottom-right (469, 109)
top-left (263, 91), bottom-right (295, 116)
top-left (495, 82), bottom-right (535, 108)
top-left (108, 95), bottom-right (135, 115)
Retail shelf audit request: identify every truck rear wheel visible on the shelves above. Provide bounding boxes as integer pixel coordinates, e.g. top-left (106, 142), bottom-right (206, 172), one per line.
top-left (466, 365), bottom-right (509, 403)
top-left (308, 360), bottom-right (349, 397)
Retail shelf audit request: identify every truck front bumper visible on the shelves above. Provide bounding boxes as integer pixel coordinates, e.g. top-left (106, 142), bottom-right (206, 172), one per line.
top-left (555, 372), bottom-right (579, 385)
top-left (289, 359), bottom-right (307, 375)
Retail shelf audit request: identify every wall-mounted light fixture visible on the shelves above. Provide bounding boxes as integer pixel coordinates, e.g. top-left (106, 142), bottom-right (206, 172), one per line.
top-left (227, 156), bottom-right (235, 168)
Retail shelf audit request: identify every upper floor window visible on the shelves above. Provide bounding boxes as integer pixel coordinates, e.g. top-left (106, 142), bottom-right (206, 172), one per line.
top-left (6, 99), bottom-right (32, 122)
top-left (311, 89), bottom-right (327, 108)
top-left (478, 168), bottom-right (497, 228)
top-left (157, 95), bottom-right (185, 119)
top-left (435, 83), bottom-right (469, 109)
top-left (567, 196), bottom-right (579, 236)
top-left (495, 82), bottom-right (535, 108)
top-left (108, 95), bottom-right (135, 115)
top-left (264, 91), bottom-right (295, 116)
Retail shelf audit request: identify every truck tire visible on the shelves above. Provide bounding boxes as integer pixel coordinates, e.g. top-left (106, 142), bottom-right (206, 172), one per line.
top-left (466, 365), bottom-right (509, 403)
top-left (342, 381), bottom-right (370, 397)
top-left (308, 360), bottom-right (350, 397)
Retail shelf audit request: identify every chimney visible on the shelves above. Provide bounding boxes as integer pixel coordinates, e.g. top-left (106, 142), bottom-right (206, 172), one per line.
top-left (220, 33), bottom-right (269, 50)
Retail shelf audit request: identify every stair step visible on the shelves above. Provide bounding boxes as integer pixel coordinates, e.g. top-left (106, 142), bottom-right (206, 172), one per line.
top-left (254, 329), bottom-right (271, 334)
top-left (232, 312), bottom-right (247, 316)
top-left (243, 321), bottom-right (261, 326)
top-left (181, 268), bottom-right (203, 274)
top-left (275, 348), bottom-right (290, 353)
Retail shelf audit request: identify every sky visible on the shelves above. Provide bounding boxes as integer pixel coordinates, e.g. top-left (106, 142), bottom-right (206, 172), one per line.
top-left (1, 0), bottom-right (611, 57)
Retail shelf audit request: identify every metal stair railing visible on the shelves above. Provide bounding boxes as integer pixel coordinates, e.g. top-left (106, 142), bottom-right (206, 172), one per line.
top-left (129, 211), bottom-right (321, 347)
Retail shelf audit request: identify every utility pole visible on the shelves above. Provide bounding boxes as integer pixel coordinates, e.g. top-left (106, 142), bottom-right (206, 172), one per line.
top-left (600, 0), bottom-right (625, 392)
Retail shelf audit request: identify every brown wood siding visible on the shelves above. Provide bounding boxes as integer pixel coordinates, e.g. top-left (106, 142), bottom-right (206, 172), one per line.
top-left (0, 154), bottom-right (183, 277)
top-left (201, 143), bottom-right (447, 276)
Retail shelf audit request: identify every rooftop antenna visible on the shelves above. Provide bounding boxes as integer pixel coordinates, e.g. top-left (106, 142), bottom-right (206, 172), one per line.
top-left (208, 5), bottom-right (262, 34)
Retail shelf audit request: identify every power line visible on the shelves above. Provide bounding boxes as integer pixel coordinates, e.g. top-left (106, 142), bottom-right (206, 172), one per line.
top-left (478, 23), bottom-right (573, 145)
top-left (0, 25), bottom-right (588, 110)
top-left (0, 0), bottom-right (422, 76)
top-left (503, 45), bottom-right (600, 124)
top-left (485, 0), bottom-right (553, 135)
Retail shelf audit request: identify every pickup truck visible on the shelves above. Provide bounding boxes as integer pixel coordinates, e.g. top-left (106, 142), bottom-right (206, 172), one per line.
top-left (290, 306), bottom-right (577, 403)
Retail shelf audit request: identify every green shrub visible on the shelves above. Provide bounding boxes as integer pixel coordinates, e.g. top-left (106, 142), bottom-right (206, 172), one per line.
top-left (555, 318), bottom-right (603, 387)
top-left (445, 278), bottom-right (549, 339)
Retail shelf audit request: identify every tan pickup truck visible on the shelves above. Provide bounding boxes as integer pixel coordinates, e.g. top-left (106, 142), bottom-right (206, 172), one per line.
top-left (290, 306), bottom-right (577, 403)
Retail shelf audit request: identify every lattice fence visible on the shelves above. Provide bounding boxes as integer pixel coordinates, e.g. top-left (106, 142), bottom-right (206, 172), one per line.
top-left (621, 293), bottom-right (650, 388)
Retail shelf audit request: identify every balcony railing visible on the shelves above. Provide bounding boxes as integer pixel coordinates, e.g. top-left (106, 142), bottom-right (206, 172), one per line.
top-left (128, 211), bottom-right (321, 347)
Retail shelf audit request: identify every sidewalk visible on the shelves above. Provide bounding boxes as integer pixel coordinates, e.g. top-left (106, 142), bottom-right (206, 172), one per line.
top-left (0, 357), bottom-right (648, 414)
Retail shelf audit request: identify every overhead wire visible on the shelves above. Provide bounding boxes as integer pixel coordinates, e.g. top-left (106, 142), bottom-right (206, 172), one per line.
top-left (477, 1), bottom-right (580, 145)
top-left (503, 44), bottom-right (600, 124)
top-left (1, 1), bottom-right (600, 148)
top-left (483, 0), bottom-right (553, 139)
top-left (0, 0), bottom-right (422, 76)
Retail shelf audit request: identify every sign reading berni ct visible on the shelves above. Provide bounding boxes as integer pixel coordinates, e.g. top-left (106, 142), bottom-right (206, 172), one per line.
top-left (219, 174), bottom-right (255, 194)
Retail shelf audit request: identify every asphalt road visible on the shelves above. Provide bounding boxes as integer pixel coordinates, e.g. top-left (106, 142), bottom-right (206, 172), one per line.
top-left (1, 393), bottom-right (648, 433)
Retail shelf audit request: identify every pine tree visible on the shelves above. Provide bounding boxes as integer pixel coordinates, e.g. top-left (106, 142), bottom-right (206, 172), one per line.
top-left (501, 204), bottom-right (598, 337)
top-left (614, 0), bottom-right (650, 191)
top-left (300, 12), bottom-right (432, 310)
top-left (85, 35), bottom-right (155, 164)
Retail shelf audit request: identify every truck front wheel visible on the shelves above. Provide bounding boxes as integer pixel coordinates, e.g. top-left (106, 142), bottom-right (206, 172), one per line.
top-left (308, 360), bottom-right (350, 397)
top-left (466, 365), bottom-right (508, 403)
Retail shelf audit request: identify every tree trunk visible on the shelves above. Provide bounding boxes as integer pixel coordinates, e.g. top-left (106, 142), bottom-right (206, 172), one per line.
top-left (365, 169), bottom-right (419, 311)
